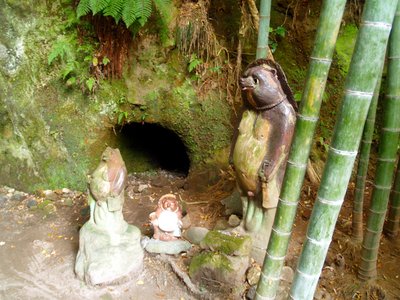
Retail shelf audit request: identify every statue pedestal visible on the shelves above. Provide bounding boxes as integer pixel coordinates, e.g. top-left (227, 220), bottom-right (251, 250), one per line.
top-left (75, 221), bottom-right (144, 285)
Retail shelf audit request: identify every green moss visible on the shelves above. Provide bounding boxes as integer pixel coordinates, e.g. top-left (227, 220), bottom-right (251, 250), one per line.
top-left (189, 252), bottom-right (233, 278)
top-left (200, 230), bottom-right (252, 256)
top-left (335, 24), bottom-right (358, 76)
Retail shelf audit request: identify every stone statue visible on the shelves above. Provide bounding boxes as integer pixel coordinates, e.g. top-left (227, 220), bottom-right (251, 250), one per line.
top-left (144, 193), bottom-right (191, 255)
top-left (232, 59), bottom-right (296, 260)
top-left (149, 194), bottom-right (183, 241)
top-left (75, 147), bottom-right (144, 285)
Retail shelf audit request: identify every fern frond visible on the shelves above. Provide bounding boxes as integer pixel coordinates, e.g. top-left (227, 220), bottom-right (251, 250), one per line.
top-left (129, 0), bottom-right (152, 27)
top-left (76, 0), bottom-right (91, 18)
top-left (103, 0), bottom-right (125, 23)
top-left (122, 0), bottom-right (138, 28)
top-left (90, 0), bottom-right (111, 15)
top-left (152, 0), bottom-right (172, 23)
top-left (48, 39), bottom-right (72, 65)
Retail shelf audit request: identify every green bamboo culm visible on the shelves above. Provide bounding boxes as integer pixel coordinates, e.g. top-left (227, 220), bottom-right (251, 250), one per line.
top-left (289, 1), bottom-right (398, 298)
top-left (352, 75), bottom-right (383, 243)
top-left (359, 1), bottom-right (400, 280)
top-left (384, 159), bottom-right (400, 238)
top-left (254, 1), bottom-right (347, 299)
top-left (256, 0), bottom-right (271, 59)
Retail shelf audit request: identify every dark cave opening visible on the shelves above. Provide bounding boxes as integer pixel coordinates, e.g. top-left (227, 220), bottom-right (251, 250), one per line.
top-left (115, 122), bottom-right (190, 176)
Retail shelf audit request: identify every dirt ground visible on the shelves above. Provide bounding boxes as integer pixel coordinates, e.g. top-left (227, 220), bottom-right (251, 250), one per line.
top-left (0, 170), bottom-right (399, 300)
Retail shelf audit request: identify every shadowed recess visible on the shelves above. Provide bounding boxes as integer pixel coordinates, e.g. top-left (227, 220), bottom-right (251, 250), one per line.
top-left (115, 122), bottom-right (190, 175)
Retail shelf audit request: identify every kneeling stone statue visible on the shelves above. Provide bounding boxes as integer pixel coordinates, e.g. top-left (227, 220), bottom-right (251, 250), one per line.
top-left (75, 147), bottom-right (143, 285)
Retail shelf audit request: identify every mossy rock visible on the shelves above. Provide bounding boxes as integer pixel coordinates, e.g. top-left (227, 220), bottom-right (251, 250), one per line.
top-left (189, 251), bottom-right (249, 290)
top-left (200, 230), bottom-right (252, 256)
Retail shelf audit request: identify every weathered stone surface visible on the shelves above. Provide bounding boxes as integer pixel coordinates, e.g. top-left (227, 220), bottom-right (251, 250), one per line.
top-left (189, 252), bottom-right (249, 288)
top-left (213, 219), bottom-right (229, 230)
top-left (280, 266), bottom-right (294, 282)
top-left (75, 148), bottom-right (144, 286)
top-left (75, 222), bottom-right (144, 285)
top-left (228, 214), bottom-right (241, 227)
top-left (182, 227), bottom-right (209, 245)
top-left (221, 189), bottom-right (243, 216)
top-left (246, 264), bottom-right (261, 286)
top-left (144, 238), bottom-right (191, 255)
top-left (200, 230), bottom-right (252, 256)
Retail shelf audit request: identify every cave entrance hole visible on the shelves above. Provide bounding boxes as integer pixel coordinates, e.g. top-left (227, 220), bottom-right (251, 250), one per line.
top-left (115, 122), bottom-right (190, 176)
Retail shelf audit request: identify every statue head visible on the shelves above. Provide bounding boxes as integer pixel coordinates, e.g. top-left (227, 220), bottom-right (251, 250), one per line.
top-left (240, 59), bottom-right (297, 111)
top-left (158, 194), bottom-right (180, 213)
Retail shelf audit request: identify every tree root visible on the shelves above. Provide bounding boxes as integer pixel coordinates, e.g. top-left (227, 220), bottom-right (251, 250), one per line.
top-left (157, 254), bottom-right (212, 300)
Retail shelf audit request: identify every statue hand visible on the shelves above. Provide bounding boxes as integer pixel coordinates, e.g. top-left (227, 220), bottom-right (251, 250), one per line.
top-left (259, 159), bottom-right (272, 182)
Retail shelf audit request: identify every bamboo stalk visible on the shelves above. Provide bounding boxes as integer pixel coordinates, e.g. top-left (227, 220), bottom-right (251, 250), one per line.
top-left (256, 0), bottom-right (271, 59)
top-left (289, 1), bottom-right (398, 298)
top-left (254, 1), bottom-right (347, 299)
top-left (352, 75), bottom-right (383, 243)
top-left (384, 159), bottom-right (400, 238)
top-left (359, 1), bottom-right (400, 280)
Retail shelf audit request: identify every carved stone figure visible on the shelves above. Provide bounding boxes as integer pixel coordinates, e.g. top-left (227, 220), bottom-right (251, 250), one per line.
top-left (149, 194), bottom-right (183, 241)
top-left (75, 147), bottom-right (144, 285)
top-left (232, 59), bottom-right (296, 261)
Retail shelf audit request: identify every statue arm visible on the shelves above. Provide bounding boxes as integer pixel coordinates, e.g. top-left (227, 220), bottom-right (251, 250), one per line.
top-left (259, 108), bottom-right (295, 182)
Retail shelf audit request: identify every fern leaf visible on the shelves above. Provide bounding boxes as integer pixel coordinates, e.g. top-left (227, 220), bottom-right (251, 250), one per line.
top-left (152, 0), bottom-right (172, 23)
top-left (103, 0), bottom-right (125, 23)
top-left (90, 0), bottom-right (111, 15)
top-left (130, 0), bottom-right (152, 27)
top-left (76, 0), bottom-right (91, 18)
top-left (122, 0), bottom-right (138, 28)
top-left (48, 39), bottom-right (71, 65)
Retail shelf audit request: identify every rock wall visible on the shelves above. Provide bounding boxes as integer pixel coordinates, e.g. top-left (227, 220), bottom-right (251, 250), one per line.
top-left (0, 0), bottom-right (233, 191)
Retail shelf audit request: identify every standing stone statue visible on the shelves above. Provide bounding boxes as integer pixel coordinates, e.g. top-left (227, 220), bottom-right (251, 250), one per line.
top-left (232, 59), bottom-right (296, 260)
top-left (75, 147), bottom-right (144, 285)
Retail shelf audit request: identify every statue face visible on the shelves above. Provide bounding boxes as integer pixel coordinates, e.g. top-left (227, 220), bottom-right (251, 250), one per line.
top-left (161, 197), bottom-right (179, 212)
top-left (240, 64), bottom-right (285, 110)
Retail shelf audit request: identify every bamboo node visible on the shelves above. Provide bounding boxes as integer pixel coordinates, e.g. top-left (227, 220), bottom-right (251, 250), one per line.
top-left (272, 227), bottom-right (291, 236)
top-left (345, 89), bottom-right (373, 98)
top-left (377, 157), bottom-right (396, 162)
top-left (372, 184), bottom-right (392, 190)
top-left (306, 234), bottom-right (330, 247)
top-left (361, 21), bottom-right (392, 29)
top-left (382, 127), bottom-right (400, 132)
top-left (296, 113), bottom-right (319, 122)
top-left (385, 94), bottom-right (400, 100)
top-left (260, 270), bottom-right (280, 282)
top-left (295, 268), bottom-right (320, 279)
top-left (329, 146), bottom-right (357, 157)
top-left (317, 196), bottom-right (343, 206)
top-left (361, 139), bottom-right (372, 144)
top-left (365, 226), bottom-right (383, 233)
top-left (361, 243), bottom-right (380, 250)
top-left (279, 197), bottom-right (298, 207)
top-left (266, 250), bottom-right (286, 261)
top-left (360, 256), bottom-right (378, 263)
top-left (309, 56), bottom-right (332, 64)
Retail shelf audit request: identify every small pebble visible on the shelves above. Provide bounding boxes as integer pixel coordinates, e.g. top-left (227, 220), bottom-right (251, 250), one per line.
top-left (27, 199), bottom-right (38, 208)
top-left (228, 214), bottom-right (241, 227)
